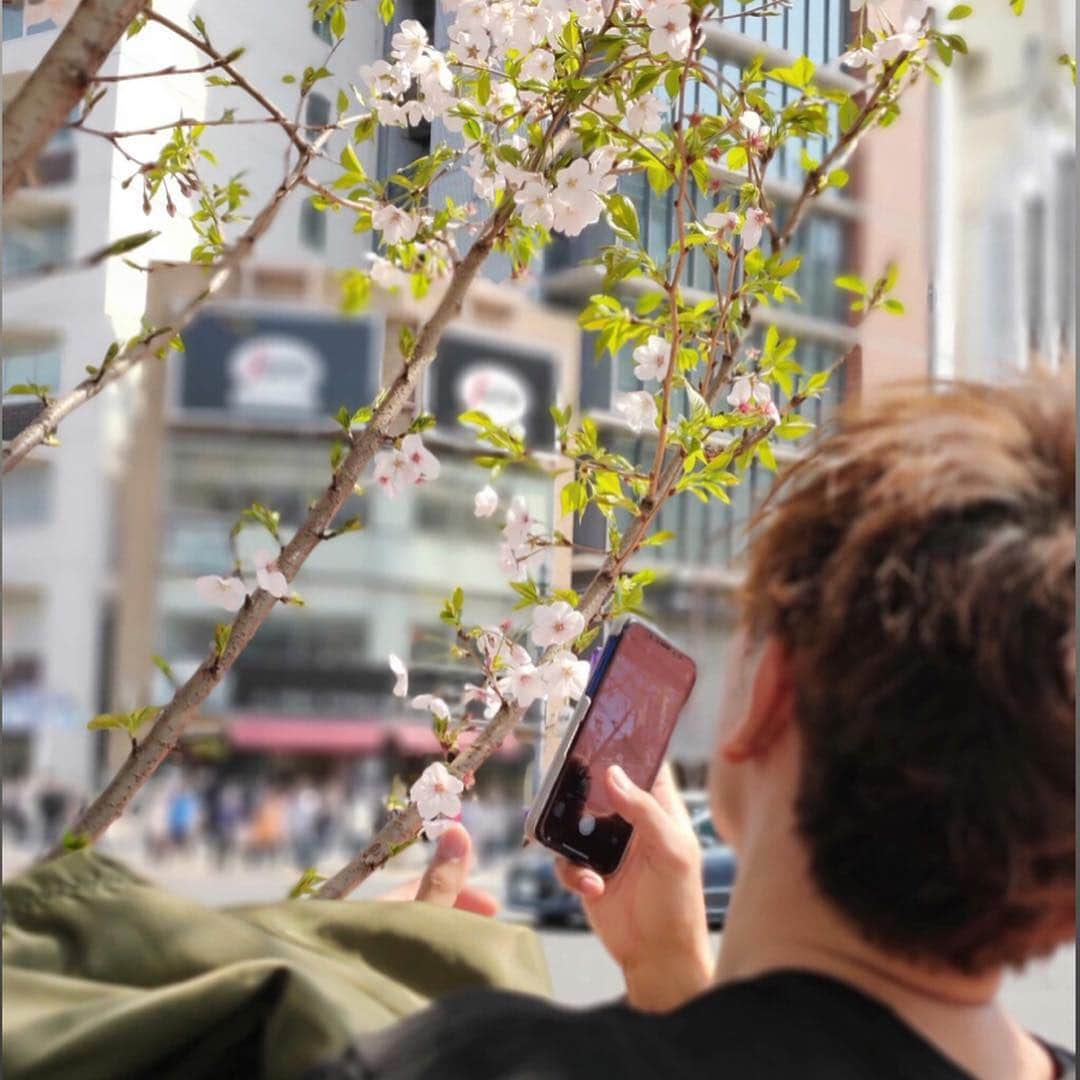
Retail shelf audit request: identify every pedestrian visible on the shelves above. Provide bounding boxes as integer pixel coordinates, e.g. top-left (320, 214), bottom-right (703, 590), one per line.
top-left (308, 380), bottom-right (1076, 1080)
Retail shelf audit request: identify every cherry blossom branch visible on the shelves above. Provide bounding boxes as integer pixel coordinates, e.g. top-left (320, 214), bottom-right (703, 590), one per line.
top-left (3, 129), bottom-right (331, 474)
top-left (43, 199), bottom-right (517, 861)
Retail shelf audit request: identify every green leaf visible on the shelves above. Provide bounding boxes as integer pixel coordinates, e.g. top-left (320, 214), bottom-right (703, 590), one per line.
top-left (152, 654), bottom-right (176, 684)
top-left (87, 713), bottom-right (125, 731)
top-left (826, 169), bottom-right (849, 189)
top-left (379, 0), bottom-right (395, 22)
top-left (775, 414), bottom-right (816, 440)
top-left (560, 479), bottom-right (587, 518)
top-left (340, 142), bottom-right (365, 178)
top-left (213, 623), bottom-right (233, 659)
top-left (331, 4), bottom-right (346, 37)
top-left (767, 56), bottom-right (815, 90)
top-left (510, 579), bottom-right (541, 610)
top-left (5, 382), bottom-right (52, 400)
top-left (833, 274), bottom-right (867, 296)
top-left (62, 831), bottom-right (90, 852)
top-left (289, 867), bottom-right (327, 898)
top-left (883, 298), bottom-right (906, 315)
top-left (476, 68), bottom-right (491, 106)
top-left (604, 193), bottom-right (639, 241)
top-left (105, 230), bottom-right (160, 257)
top-left (1009, 0), bottom-right (1024, 13)
top-left (640, 530), bottom-right (676, 548)
top-left (947, 4), bottom-right (972, 17)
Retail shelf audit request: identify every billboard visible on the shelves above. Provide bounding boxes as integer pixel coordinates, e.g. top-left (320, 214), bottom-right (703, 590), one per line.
top-left (429, 329), bottom-right (557, 449)
top-left (175, 306), bottom-right (381, 424)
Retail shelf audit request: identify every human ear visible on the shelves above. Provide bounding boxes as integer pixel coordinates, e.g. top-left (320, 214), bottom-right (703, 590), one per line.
top-left (721, 637), bottom-right (796, 764)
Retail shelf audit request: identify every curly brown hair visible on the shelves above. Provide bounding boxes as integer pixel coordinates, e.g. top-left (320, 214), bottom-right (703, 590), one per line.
top-left (741, 378), bottom-right (1075, 974)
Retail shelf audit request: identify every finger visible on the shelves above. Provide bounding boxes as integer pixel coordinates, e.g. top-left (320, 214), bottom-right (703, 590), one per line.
top-left (651, 762), bottom-right (693, 829)
top-left (554, 856), bottom-right (605, 900)
top-left (379, 877), bottom-right (421, 902)
top-left (453, 885), bottom-right (499, 917)
top-left (414, 823), bottom-right (472, 907)
top-left (604, 765), bottom-right (683, 855)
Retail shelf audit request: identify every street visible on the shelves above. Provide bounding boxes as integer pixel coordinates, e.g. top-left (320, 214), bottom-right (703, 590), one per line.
top-left (5, 843), bottom-right (1073, 1051)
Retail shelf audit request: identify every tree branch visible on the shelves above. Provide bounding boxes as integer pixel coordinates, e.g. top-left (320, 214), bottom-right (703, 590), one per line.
top-left (44, 199), bottom-right (516, 860)
top-left (3, 0), bottom-right (151, 198)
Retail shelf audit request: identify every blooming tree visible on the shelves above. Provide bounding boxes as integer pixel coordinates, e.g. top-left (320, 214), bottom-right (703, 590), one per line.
top-left (6, 0), bottom-right (1024, 894)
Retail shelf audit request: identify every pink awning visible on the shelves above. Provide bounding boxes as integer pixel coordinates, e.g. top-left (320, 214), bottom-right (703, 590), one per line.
top-left (228, 717), bottom-right (386, 755)
top-left (389, 723), bottom-right (527, 760)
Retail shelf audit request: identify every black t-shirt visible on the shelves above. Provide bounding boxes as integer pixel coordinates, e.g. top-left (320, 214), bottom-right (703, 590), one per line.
top-left (307, 971), bottom-right (1076, 1080)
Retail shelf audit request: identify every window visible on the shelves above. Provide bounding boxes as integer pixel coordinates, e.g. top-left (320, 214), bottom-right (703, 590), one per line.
top-left (1024, 196), bottom-right (1045, 358)
top-left (300, 199), bottom-right (327, 251)
top-left (2, 208), bottom-right (72, 276)
top-left (31, 112), bottom-right (77, 186)
top-left (305, 93), bottom-right (331, 132)
top-left (3, 349), bottom-right (60, 396)
top-left (2, 0), bottom-right (60, 40)
top-left (2, 462), bottom-right (52, 525)
top-left (1056, 157), bottom-right (1076, 357)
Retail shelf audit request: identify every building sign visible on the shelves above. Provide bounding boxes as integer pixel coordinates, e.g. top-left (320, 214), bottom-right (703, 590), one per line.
top-left (430, 331), bottom-right (556, 448)
top-left (177, 307), bottom-right (380, 423)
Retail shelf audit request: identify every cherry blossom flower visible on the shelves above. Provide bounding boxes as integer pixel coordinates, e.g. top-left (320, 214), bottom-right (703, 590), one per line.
top-left (763, 400), bottom-right (781, 425)
top-left (389, 653), bottom-right (409, 698)
top-left (421, 816), bottom-right (457, 840)
top-left (614, 390), bottom-right (658, 434)
top-left (412, 694), bottom-right (451, 721)
top-left (195, 575), bottom-right (247, 612)
top-left (632, 335), bottom-right (671, 383)
top-left (373, 448), bottom-right (412, 496)
top-left (391, 19), bottom-right (429, 67)
top-left (370, 256), bottom-right (409, 291)
top-left (360, 59), bottom-right (410, 98)
top-left (531, 600), bottom-right (586, 648)
top-left (739, 110), bottom-right (769, 153)
top-left (254, 549), bottom-right (289, 600)
top-left (551, 158), bottom-right (603, 237)
top-left (463, 681), bottom-right (502, 719)
top-left (448, 26), bottom-right (490, 63)
top-left (518, 179), bottom-right (556, 230)
top-left (646, 1), bottom-right (693, 60)
top-left (503, 495), bottom-right (538, 549)
top-left (497, 661), bottom-right (545, 707)
top-left (727, 375), bottom-right (773, 414)
top-left (520, 48), bottom-right (556, 82)
top-left (401, 433), bottom-right (441, 483)
top-left (474, 485), bottom-right (499, 518)
top-left (626, 94), bottom-right (666, 135)
top-left (373, 204), bottom-right (419, 245)
top-left (875, 17), bottom-right (922, 62)
top-left (740, 207), bottom-right (770, 250)
top-left (410, 761), bottom-right (464, 821)
top-left (588, 146), bottom-right (620, 194)
top-left (479, 625), bottom-right (532, 669)
top-left (705, 210), bottom-right (739, 236)
top-left (841, 45), bottom-right (877, 69)
top-left (540, 650), bottom-right (591, 701)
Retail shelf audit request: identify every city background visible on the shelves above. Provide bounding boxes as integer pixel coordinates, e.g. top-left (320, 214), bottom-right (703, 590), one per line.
top-left (1, 0), bottom-right (1075, 1045)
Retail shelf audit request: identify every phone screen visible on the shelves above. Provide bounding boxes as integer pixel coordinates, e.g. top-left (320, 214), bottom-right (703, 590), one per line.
top-left (537, 621), bottom-right (697, 875)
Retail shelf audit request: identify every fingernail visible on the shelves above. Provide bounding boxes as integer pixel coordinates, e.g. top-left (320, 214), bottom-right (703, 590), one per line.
top-left (608, 765), bottom-right (629, 791)
top-left (437, 827), bottom-right (469, 860)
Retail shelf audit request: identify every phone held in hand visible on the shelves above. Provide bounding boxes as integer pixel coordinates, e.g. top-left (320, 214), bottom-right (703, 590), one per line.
top-left (523, 618), bottom-right (697, 876)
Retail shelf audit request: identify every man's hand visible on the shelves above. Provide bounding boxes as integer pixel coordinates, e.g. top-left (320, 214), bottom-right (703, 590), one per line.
top-left (554, 764), bottom-right (713, 1013)
top-left (380, 823), bottom-right (499, 916)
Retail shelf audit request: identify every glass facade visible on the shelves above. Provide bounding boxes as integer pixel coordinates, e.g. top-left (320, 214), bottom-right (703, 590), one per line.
top-left (2, 210), bottom-right (72, 277)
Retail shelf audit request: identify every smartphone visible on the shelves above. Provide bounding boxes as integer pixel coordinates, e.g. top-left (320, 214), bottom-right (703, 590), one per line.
top-left (524, 619), bottom-right (697, 876)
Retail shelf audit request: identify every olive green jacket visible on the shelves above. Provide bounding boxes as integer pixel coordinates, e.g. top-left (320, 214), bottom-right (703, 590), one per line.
top-left (3, 850), bottom-right (552, 1080)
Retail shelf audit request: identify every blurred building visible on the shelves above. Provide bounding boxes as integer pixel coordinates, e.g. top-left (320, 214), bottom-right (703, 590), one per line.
top-left (930, 0), bottom-right (1076, 380)
top-left (5, 0), bottom-right (951, 797)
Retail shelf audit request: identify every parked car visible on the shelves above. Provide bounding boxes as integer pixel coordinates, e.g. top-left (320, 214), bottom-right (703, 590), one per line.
top-left (505, 809), bottom-right (736, 928)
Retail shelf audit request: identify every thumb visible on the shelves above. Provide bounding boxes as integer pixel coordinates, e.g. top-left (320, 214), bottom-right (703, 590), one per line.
top-left (414, 824), bottom-right (471, 907)
top-left (604, 765), bottom-right (681, 856)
